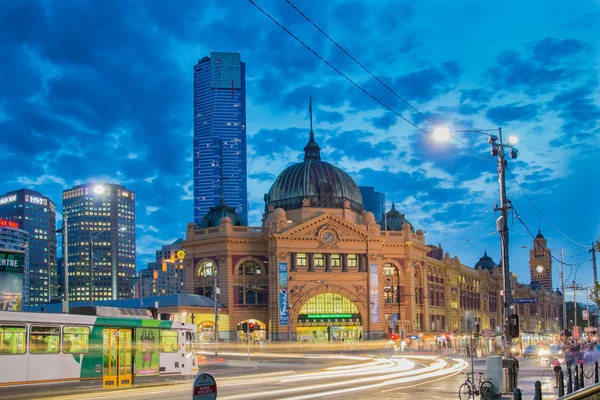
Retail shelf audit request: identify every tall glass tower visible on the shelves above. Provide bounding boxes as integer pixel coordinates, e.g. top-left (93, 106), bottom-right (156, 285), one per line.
top-left (359, 186), bottom-right (386, 221)
top-left (193, 52), bottom-right (248, 225)
top-left (0, 189), bottom-right (57, 306)
top-left (63, 183), bottom-right (136, 302)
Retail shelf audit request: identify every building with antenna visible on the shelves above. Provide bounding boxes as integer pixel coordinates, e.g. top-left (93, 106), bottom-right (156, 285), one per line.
top-left (193, 51), bottom-right (248, 225)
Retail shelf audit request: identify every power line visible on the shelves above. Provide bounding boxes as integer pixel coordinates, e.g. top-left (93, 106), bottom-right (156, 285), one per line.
top-left (247, 0), bottom-right (492, 162)
top-left (506, 167), bottom-right (589, 248)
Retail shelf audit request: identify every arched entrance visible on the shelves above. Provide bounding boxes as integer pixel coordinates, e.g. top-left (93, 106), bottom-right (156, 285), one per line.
top-left (197, 320), bottom-right (215, 342)
top-left (296, 293), bottom-right (363, 343)
top-left (237, 319), bottom-right (266, 343)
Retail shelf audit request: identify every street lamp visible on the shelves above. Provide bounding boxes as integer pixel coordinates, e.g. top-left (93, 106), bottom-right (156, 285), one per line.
top-left (57, 184), bottom-right (106, 312)
top-left (522, 245), bottom-right (567, 340)
top-left (433, 126), bottom-right (519, 358)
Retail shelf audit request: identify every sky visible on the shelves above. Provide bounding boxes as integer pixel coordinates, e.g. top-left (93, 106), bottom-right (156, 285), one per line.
top-left (1, 0), bottom-right (599, 299)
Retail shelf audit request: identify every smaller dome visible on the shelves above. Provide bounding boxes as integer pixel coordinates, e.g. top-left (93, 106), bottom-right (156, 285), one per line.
top-left (529, 280), bottom-right (542, 290)
top-left (536, 230), bottom-right (545, 239)
top-left (199, 198), bottom-right (246, 228)
top-left (474, 250), bottom-right (497, 271)
top-left (273, 208), bottom-right (287, 219)
top-left (362, 211), bottom-right (375, 225)
top-left (555, 287), bottom-right (563, 296)
top-left (378, 201), bottom-right (414, 232)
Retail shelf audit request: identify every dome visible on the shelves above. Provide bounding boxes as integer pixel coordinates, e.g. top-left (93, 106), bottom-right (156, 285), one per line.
top-left (555, 288), bottom-right (563, 296)
top-left (536, 230), bottom-right (545, 239)
top-left (474, 250), bottom-right (497, 271)
top-left (264, 130), bottom-right (363, 213)
top-left (199, 198), bottom-right (246, 228)
top-left (378, 201), bottom-right (415, 232)
top-left (529, 280), bottom-right (542, 290)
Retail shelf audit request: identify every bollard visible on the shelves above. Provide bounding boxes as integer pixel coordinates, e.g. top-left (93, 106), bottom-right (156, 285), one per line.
top-left (513, 387), bottom-right (522, 400)
top-left (580, 363), bottom-right (585, 389)
top-left (567, 366), bottom-right (573, 394)
top-left (558, 369), bottom-right (565, 397)
top-left (595, 361), bottom-right (599, 384)
top-left (574, 365), bottom-right (580, 391)
top-left (534, 380), bottom-right (543, 400)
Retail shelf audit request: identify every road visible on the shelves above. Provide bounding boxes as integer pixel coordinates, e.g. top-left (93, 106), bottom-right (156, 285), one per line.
top-left (0, 353), bottom-right (580, 399)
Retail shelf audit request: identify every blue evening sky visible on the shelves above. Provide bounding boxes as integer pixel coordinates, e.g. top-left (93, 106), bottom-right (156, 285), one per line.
top-left (1, 0), bottom-right (598, 299)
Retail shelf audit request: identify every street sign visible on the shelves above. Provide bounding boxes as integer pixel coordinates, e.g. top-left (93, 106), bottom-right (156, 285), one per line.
top-left (408, 335), bottom-right (419, 340)
top-left (193, 372), bottom-right (217, 400)
top-left (583, 310), bottom-right (589, 320)
top-left (512, 298), bottom-right (538, 304)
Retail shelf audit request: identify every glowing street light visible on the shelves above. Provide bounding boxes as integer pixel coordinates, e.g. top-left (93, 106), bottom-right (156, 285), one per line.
top-left (508, 135), bottom-right (519, 145)
top-left (93, 185), bottom-right (105, 195)
top-left (432, 127), bottom-right (451, 142)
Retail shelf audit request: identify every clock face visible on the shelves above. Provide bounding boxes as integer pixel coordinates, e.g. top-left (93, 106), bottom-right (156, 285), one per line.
top-left (322, 232), bottom-right (335, 244)
top-left (176, 250), bottom-right (185, 259)
top-left (536, 265), bottom-right (544, 274)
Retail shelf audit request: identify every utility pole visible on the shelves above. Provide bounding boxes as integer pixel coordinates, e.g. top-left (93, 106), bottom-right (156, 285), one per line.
top-left (493, 127), bottom-right (512, 358)
top-left (591, 243), bottom-right (598, 285)
top-left (213, 268), bottom-right (219, 357)
top-left (560, 249), bottom-right (567, 341)
top-left (573, 281), bottom-right (578, 342)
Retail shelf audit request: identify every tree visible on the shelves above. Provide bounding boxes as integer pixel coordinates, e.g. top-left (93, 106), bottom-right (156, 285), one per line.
top-left (591, 282), bottom-right (600, 309)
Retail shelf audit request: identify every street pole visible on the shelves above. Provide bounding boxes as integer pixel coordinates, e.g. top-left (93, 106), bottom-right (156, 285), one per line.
top-left (495, 127), bottom-right (512, 358)
top-left (591, 243), bottom-right (598, 286)
top-left (213, 268), bottom-right (219, 357)
top-left (573, 281), bottom-right (578, 343)
top-left (287, 305), bottom-right (291, 341)
top-left (62, 216), bottom-right (69, 313)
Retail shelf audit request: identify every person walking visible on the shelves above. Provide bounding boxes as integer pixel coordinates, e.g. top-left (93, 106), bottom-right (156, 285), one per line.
top-left (553, 357), bottom-right (562, 388)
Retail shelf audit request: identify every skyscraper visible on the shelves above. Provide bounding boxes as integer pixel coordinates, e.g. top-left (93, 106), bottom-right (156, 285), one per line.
top-left (62, 183), bottom-right (136, 302)
top-left (359, 186), bottom-right (386, 221)
top-left (0, 190), bottom-right (57, 305)
top-left (193, 51), bottom-right (248, 225)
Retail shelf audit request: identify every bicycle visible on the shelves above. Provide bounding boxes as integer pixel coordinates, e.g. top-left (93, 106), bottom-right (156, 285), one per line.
top-left (458, 372), bottom-right (494, 400)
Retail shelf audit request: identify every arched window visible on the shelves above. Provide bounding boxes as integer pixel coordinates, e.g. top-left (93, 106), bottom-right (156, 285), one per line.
top-left (196, 260), bottom-right (216, 298)
top-left (236, 260), bottom-right (267, 305)
top-left (198, 261), bottom-right (215, 277)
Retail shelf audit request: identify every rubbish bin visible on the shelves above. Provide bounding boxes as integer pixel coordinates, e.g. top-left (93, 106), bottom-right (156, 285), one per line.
top-left (502, 357), bottom-right (520, 392)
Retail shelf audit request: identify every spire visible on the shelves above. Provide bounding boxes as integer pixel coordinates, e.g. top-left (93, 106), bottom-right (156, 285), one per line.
top-left (304, 97), bottom-right (321, 161)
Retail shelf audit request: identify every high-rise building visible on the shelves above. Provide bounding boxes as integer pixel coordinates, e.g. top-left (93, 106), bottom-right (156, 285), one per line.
top-left (359, 186), bottom-right (386, 221)
top-left (0, 190), bottom-right (57, 305)
top-left (138, 239), bottom-right (185, 298)
top-left (529, 230), bottom-right (552, 290)
top-left (0, 218), bottom-right (28, 311)
top-left (193, 51), bottom-right (248, 225)
top-left (62, 183), bottom-right (136, 302)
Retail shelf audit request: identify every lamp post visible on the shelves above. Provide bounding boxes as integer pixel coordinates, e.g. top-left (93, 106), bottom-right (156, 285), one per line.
top-left (434, 127), bottom-right (519, 358)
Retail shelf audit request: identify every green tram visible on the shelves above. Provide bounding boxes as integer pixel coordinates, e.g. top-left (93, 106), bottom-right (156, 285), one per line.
top-left (0, 306), bottom-right (197, 387)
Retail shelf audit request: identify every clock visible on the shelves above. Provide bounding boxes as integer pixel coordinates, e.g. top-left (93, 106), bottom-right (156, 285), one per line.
top-left (535, 265), bottom-right (544, 274)
top-left (176, 250), bottom-right (185, 259)
top-left (322, 231), bottom-right (335, 244)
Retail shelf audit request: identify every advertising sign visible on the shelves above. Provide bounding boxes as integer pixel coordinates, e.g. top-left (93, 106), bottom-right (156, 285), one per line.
top-left (279, 262), bottom-right (289, 325)
top-left (583, 310), bottom-right (589, 321)
top-left (0, 295), bottom-right (21, 311)
top-left (369, 264), bottom-right (380, 323)
top-left (0, 251), bottom-right (25, 274)
top-left (0, 219), bottom-right (18, 229)
top-left (193, 372), bottom-right (217, 400)
top-left (135, 328), bottom-right (159, 375)
top-left (0, 194), bottom-right (17, 205)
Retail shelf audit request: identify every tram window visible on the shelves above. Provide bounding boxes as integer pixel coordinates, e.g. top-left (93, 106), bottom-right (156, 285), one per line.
top-left (160, 330), bottom-right (178, 353)
top-left (30, 326), bottom-right (60, 354)
top-left (63, 326), bottom-right (90, 354)
top-left (0, 325), bottom-right (26, 355)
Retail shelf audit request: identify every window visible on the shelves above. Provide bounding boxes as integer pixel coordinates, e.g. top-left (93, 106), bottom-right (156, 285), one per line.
top-left (331, 254), bottom-right (341, 267)
top-left (30, 326), bottom-right (60, 354)
top-left (297, 253), bottom-right (307, 267)
top-left (160, 330), bottom-right (178, 353)
top-left (0, 325), bottom-right (26, 355)
top-left (314, 254), bottom-right (324, 267)
top-left (347, 254), bottom-right (357, 268)
top-left (198, 261), bottom-right (215, 277)
top-left (63, 326), bottom-right (90, 353)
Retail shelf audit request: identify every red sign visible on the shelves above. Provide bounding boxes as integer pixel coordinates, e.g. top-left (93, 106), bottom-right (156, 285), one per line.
top-left (193, 372), bottom-right (217, 400)
top-left (0, 219), bottom-right (18, 229)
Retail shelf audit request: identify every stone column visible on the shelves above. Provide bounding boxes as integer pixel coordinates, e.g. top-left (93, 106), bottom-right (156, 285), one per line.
top-left (405, 259), bottom-right (416, 333)
top-left (422, 265), bottom-right (430, 333)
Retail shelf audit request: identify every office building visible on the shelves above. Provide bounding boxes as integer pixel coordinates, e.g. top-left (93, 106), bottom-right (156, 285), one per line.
top-left (0, 189), bottom-right (57, 305)
top-left (138, 239), bottom-right (186, 298)
top-left (0, 218), bottom-right (28, 311)
top-left (193, 51), bottom-right (248, 225)
top-left (359, 186), bottom-right (386, 221)
top-left (63, 183), bottom-right (136, 302)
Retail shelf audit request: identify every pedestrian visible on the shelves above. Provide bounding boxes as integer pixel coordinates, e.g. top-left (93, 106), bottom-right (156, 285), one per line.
top-left (565, 346), bottom-right (574, 371)
top-left (553, 357), bottom-right (561, 388)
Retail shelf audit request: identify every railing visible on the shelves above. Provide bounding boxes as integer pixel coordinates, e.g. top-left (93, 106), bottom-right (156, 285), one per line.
top-left (513, 362), bottom-right (600, 399)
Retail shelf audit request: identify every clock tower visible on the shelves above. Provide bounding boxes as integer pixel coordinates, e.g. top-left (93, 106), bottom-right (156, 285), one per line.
top-left (529, 230), bottom-right (552, 290)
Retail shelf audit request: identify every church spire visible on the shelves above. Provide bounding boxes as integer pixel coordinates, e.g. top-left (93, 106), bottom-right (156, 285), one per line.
top-left (304, 97), bottom-right (321, 161)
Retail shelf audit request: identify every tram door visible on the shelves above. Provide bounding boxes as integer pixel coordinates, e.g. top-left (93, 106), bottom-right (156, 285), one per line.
top-left (102, 328), bottom-right (133, 389)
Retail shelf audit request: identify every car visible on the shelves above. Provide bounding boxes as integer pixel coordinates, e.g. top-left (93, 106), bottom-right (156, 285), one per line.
top-left (550, 344), bottom-right (563, 357)
top-left (523, 345), bottom-right (539, 358)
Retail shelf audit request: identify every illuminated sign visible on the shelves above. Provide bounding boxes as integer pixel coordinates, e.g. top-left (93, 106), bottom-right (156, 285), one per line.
top-left (176, 250), bottom-right (185, 259)
top-left (307, 314), bottom-right (352, 319)
top-left (0, 295), bottom-right (21, 312)
top-left (26, 195), bottom-right (47, 206)
top-left (0, 194), bottom-right (17, 205)
top-left (0, 219), bottom-right (18, 229)
top-left (0, 252), bottom-right (25, 273)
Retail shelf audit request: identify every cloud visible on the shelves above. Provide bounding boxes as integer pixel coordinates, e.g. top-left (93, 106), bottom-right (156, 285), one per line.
top-left (485, 103), bottom-right (541, 125)
top-left (146, 206), bottom-right (159, 215)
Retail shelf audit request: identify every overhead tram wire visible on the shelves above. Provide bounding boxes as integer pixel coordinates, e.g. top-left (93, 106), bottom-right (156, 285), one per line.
top-left (283, 0), bottom-right (493, 160)
top-left (247, 0), bottom-right (492, 163)
top-left (506, 167), bottom-right (589, 249)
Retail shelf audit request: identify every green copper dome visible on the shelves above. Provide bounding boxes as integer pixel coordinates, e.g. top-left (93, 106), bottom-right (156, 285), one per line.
top-left (474, 250), bottom-right (497, 271)
top-left (378, 201), bottom-right (415, 232)
top-left (264, 130), bottom-right (363, 213)
top-left (199, 198), bottom-right (246, 228)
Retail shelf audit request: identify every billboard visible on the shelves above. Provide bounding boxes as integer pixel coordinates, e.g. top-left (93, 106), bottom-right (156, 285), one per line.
top-left (279, 262), bottom-right (289, 325)
top-left (135, 328), bottom-right (159, 375)
top-left (0, 251), bottom-right (25, 274)
top-left (369, 264), bottom-right (380, 323)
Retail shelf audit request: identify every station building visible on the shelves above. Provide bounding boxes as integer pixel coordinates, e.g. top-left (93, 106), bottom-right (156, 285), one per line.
top-left (182, 124), bottom-right (562, 345)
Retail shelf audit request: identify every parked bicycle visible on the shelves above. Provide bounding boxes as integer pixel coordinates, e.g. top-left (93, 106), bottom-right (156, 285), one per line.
top-left (458, 372), bottom-right (494, 400)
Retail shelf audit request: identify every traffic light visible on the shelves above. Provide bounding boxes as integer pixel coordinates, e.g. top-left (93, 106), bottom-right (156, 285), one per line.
top-left (508, 314), bottom-right (519, 338)
top-left (240, 322), bottom-right (248, 332)
top-left (249, 322), bottom-right (255, 332)
top-left (445, 332), bottom-right (451, 340)
top-left (390, 334), bottom-right (397, 341)
top-left (475, 323), bottom-right (480, 338)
